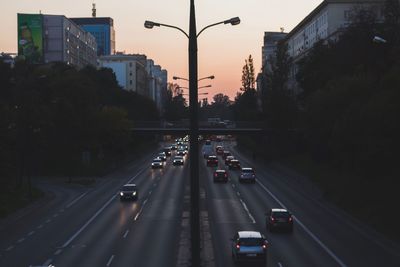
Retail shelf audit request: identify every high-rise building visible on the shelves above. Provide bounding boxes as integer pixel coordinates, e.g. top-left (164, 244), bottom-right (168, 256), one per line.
top-left (98, 53), bottom-right (168, 113)
top-left (71, 17), bottom-right (115, 56)
top-left (17, 13), bottom-right (97, 68)
top-left (284, 0), bottom-right (385, 95)
top-left (261, 32), bottom-right (287, 70)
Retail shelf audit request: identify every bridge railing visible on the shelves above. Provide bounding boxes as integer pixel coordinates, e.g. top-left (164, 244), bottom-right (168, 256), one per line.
top-left (132, 120), bottom-right (265, 129)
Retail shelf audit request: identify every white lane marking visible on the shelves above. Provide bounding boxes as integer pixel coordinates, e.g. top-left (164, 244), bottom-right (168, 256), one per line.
top-left (5, 245), bottom-right (14, 251)
top-left (28, 231), bottom-right (35, 236)
top-left (43, 258), bottom-right (52, 266)
top-left (54, 249), bottom-right (62, 255)
top-left (278, 263), bottom-right (283, 267)
top-left (62, 194), bottom-right (115, 248)
top-left (61, 168), bottom-right (146, 248)
top-left (236, 191), bottom-right (241, 196)
top-left (231, 183), bottom-right (235, 188)
top-left (66, 192), bottom-right (88, 208)
top-left (45, 219), bottom-right (51, 223)
top-left (256, 180), bottom-right (347, 267)
top-left (238, 199), bottom-right (256, 224)
top-left (59, 209), bottom-right (65, 213)
top-left (17, 238), bottom-right (25, 243)
top-left (53, 213), bottom-right (59, 218)
top-left (106, 255), bottom-right (115, 266)
top-left (134, 198), bottom-right (149, 221)
top-left (37, 224), bottom-right (43, 229)
top-left (149, 190), bottom-right (152, 195)
top-left (153, 183), bottom-right (157, 187)
top-left (123, 230), bottom-right (129, 239)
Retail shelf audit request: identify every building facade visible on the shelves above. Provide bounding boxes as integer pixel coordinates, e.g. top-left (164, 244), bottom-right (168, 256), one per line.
top-left (17, 13), bottom-right (97, 68)
top-left (262, 32), bottom-right (288, 71)
top-left (71, 17), bottom-right (115, 56)
top-left (284, 0), bottom-right (385, 95)
top-left (99, 54), bottom-right (148, 94)
top-left (98, 54), bottom-right (168, 113)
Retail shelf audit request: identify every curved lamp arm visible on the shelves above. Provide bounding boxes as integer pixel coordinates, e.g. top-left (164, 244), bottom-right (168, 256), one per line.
top-left (197, 17), bottom-right (240, 38)
top-left (145, 20), bottom-right (189, 38)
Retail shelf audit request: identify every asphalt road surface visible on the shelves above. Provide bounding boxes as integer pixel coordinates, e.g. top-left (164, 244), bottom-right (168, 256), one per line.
top-left (1, 140), bottom-right (399, 267)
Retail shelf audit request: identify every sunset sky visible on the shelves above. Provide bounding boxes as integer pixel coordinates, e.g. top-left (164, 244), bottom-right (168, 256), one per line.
top-left (1, 0), bottom-right (322, 101)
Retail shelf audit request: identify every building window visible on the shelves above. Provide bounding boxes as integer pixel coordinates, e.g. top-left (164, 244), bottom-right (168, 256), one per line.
top-left (129, 62), bottom-right (132, 67)
top-left (130, 80), bottom-right (133, 85)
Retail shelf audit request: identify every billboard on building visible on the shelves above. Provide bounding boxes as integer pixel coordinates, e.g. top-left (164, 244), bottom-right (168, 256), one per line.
top-left (17, 14), bottom-right (43, 63)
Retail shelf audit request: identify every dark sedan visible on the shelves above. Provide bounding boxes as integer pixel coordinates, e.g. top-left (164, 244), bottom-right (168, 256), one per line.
top-left (266, 208), bottom-right (293, 233)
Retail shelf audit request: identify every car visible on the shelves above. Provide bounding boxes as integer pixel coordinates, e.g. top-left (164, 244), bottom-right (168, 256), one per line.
top-left (119, 184), bottom-right (138, 201)
top-left (177, 149), bottom-right (186, 156)
top-left (215, 145), bottom-right (224, 154)
top-left (229, 159), bottom-right (241, 170)
top-left (206, 155), bottom-right (218, 167)
top-left (213, 169), bottom-right (228, 183)
top-left (239, 167), bottom-right (256, 183)
top-left (266, 208), bottom-right (293, 233)
top-left (163, 147), bottom-right (172, 156)
top-left (231, 231), bottom-right (268, 264)
top-left (151, 158), bottom-right (163, 169)
top-left (222, 150), bottom-right (231, 159)
top-left (158, 152), bottom-right (167, 161)
top-left (173, 156), bottom-right (184, 165)
top-left (171, 144), bottom-right (178, 150)
top-left (225, 155), bottom-right (235, 165)
top-left (205, 139), bottom-right (211, 145)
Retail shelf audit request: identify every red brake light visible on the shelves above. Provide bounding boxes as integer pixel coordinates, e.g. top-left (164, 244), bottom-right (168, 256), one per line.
top-left (224, 173), bottom-right (227, 177)
top-left (289, 217), bottom-right (293, 222)
top-left (262, 244), bottom-right (267, 249)
top-left (214, 173), bottom-right (218, 177)
top-left (236, 244), bottom-right (240, 249)
top-left (270, 216), bottom-right (275, 222)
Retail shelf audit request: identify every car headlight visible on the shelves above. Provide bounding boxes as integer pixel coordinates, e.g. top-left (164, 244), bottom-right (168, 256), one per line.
top-left (120, 192), bottom-right (124, 196)
top-left (132, 191), bottom-right (137, 196)
top-left (152, 163), bottom-right (155, 166)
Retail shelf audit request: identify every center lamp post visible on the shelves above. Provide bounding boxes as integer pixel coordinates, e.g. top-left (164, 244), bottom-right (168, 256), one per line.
top-left (145, 2), bottom-right (240, 265)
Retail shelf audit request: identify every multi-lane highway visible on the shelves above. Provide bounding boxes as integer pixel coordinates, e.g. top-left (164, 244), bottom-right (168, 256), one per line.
top-left (1, 139), bottom-right (399, 267)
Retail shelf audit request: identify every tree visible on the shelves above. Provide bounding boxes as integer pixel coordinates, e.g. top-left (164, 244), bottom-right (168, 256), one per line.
top-left (212, 93), bottom-right (231, 107)
top-left (261, 42), bottom-right (297, 130)
top-left (241, 55), bottom-right (255, 91)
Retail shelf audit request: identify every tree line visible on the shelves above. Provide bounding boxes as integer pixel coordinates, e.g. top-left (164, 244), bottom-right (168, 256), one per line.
top-left (239, 0), bottom-right (400, 239)
top-left (0, 61), bottom-right (159, 194)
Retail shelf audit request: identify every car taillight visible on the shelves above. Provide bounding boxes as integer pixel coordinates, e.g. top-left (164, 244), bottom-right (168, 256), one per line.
top-left (236, 244), bottom-right (240, 250)
top-left (270, 216), bottom-right (275, 222)
top-left (214, 173), bottom-right (218, 177)
top-left (289, 217), bottom-right (293, 222)
top-left (224, 173), bottom-right (227, 177)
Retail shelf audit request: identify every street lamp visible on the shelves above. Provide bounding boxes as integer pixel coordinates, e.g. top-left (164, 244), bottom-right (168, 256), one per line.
top-left (145, 3), bottom-right (239, 265)
top-left (173, 75), bottom-right (215, 82)
top-left (182, 92), bottom-right (208, 96)
top-left (178, 85), bottom-right (212, 90)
